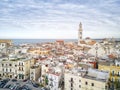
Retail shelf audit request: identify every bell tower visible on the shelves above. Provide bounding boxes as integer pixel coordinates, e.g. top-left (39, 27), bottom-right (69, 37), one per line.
top-left (78, 22), bottom-right (83, 45)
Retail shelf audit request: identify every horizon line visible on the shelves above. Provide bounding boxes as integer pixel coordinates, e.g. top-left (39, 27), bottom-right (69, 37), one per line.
top-left (0, 38), bottom-right (120, 40)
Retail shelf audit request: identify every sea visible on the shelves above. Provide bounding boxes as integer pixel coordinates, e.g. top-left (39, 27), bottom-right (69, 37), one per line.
top-left (9, 38), bottom-right (120, 45)
top-left (12, 39), bottom-right (77, 45)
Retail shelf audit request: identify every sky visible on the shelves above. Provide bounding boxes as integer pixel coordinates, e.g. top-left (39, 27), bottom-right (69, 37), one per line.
top-left (0, 0), bottom-right (120, 39)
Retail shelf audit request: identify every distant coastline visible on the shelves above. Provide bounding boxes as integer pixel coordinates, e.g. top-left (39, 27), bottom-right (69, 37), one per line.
top-left (9, 38), bottom-right (120, 45)
top-left (11, 39), bottom-right (77, 45)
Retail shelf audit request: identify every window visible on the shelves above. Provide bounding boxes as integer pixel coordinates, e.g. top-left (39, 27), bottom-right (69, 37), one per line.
top-left (15, 65), bottom-right (17, 67)
top-left (19, 67), bottom-right (20, 70)
top-left (71, 78), bottom-right (73, 82)
top-left (112, 71), bottom-right (114, 76)
top-left (0, 74), bottom-right (1, 76)
top-left (10, 75), bottom-right (12, 78)
top-left (71, 83), bottom-right (73, 87)
top-left (105, 86), bottom-right (107, 89)
top-left (2, 43), bottom-right (5, 46)
top-left (112, 78), bottom-right (114, 82)
top-left (85, 81), bottom-right (88, 85)
top-left (6, 68), bottom-right (8, 72)
top-left (2, 64), bottom-right (4, 66)
top-left (118, 78), bottom-right (120, 82)
top-left (22, 75), bottom-right (24, 79)
top-left (10, 69), bottom-right (11, 72)
top-left (79, 80), bottom-right (81, 82)
top-left (91, 83), bottom-right (94, 86)
top-left (79, 85), bottom-right (81, 88)
top-left (9, 64), bottom-right (12, 66)
top-left (118, 72), bottom-right (120, 76)
top-left (19, 62), bottom-right (20, 65)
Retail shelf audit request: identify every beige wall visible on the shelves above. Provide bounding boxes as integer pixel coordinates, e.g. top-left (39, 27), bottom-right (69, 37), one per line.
top-left (17, 58), bottom-right (35, 80)
top-left (64, 72), bottom-right (108, 90)
top-left (0, 60), bottom-right (18, 79)
top-left (81, 77), bottom-right (107, 90)
top-left (64, 73), bottom-right (82, 90)
top-left (30, 66), bottom-right (40, 81)
top-left (99, 64), bottom-right (120, 82)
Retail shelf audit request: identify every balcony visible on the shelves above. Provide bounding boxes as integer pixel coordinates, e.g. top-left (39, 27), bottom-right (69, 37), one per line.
top-left (18, 64), bottom-right (24, 66)
top-left (111, 73), bottom-right (120, 77)
top-left (18, 69), bottom-right (24, 71)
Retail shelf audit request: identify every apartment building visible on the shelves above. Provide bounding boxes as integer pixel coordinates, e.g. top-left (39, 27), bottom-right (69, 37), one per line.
top-left (0, 57), bottom-right (35, 80)
top-left (64, 68), bottom-right (86, 90)
top-left (30, 65), bottom-right (40, 81)
top-left (64, 68), bottom-right (109, 90)
top-left (0, 59), bottom-right (18, 79)
top-left (0, 40), bottom-right (12, 49)
top-left (17, 58), bottom-right (35, 80)
top-left (98, 61), bottom-right (120, 89)
top-left (82, 68), bottom-right (109, 90)
top-left (98, 62), bottom-right (120, 82)
top-left (47, 67), bottom-right (63, 90)
top-left (81, 75), bottom-right (108, 90)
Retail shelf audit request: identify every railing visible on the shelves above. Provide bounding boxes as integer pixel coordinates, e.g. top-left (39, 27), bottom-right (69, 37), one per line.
top-left (18, 69), bottom-right (24, 71)
top-left (18, 64), bottom-right (24, 66)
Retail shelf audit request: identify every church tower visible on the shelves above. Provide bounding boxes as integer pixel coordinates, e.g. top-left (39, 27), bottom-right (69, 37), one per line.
top-left (78, 22), bottom-right (83, 45)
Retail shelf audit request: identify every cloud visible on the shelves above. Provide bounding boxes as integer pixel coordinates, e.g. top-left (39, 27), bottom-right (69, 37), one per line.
top-left (0, 0), bottom-right (120, 39)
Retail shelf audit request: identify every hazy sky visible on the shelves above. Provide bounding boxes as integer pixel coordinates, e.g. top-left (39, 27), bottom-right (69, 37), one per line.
top-left (0, 0), bottom-right (120, 39)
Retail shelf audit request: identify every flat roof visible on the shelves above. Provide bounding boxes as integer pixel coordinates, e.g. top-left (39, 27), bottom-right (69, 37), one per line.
top-left (83, 75), bottom-right (107, 82)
